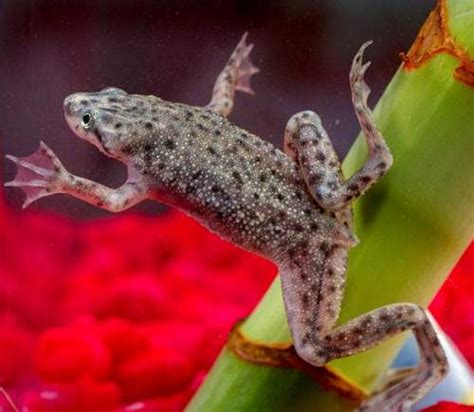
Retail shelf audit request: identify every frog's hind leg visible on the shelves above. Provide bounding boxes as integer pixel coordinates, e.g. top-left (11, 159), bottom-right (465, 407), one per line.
top-left (351, 308), bottom-right (448, 411)
top-left (280, 251), bottom-right (448, 411)
top-left (205, 32), bottom-right (259, 117)
top-left (284, 41), bottom-right (393, 210)
top-left (318, 304), bottom-right (447, 412)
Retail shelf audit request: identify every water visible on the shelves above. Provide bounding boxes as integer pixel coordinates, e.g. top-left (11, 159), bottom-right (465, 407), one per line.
top-left (3, 2), bottom-right (470, 412)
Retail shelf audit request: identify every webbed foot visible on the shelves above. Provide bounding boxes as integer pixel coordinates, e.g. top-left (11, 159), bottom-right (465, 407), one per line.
top-left (206, 32), bottom-right (260, 116)
top-left (350, 40), bottom-right (373, 110)
top-left (4, 142), bottom-right (68, 208)
top-left (232, 32), bottom-right (260, 95)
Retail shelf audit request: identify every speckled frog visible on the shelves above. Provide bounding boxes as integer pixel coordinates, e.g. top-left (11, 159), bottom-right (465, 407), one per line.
top-left (5, 34), bottom-right (447, 411)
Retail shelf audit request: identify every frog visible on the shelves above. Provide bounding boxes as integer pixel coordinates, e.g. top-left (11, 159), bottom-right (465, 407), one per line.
top-left (4, 33), bottom-right (448, 411)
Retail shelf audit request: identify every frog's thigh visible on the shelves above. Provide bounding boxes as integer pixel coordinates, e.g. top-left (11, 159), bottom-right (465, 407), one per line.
top-left (284, 42), bottom-right (393, 211)
top-left (283, 110), bottom-right (345, 211)
top-left (205, 33), bottom-right (259, 117)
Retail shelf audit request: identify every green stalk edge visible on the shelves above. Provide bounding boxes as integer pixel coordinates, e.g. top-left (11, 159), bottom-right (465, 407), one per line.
top-left (187, 1), bottom-right (474, 410)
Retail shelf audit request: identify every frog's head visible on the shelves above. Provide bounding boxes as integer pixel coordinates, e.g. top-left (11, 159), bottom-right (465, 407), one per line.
top-left (63, 87), bottom-right (155, 160)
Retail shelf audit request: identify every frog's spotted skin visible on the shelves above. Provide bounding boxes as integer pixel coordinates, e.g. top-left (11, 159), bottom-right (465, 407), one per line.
top-left (5, 34), bottom-right (448, 411)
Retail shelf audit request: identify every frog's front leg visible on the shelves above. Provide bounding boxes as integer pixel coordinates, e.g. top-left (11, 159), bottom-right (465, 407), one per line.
top-left (205, 32), bottom-right (259, 117)
top-left (5, 142), bottom-right (148, 211)
top-left (284, 41), bottom-right (393, 210)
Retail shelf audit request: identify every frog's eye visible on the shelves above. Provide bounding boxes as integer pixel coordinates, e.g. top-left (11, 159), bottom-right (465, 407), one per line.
top-left (81, 113), bottom-right (94, 129)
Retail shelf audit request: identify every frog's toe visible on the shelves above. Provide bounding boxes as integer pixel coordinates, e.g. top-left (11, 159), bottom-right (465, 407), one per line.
top-left (233, 32), bottom-right (260, 95)
top-left (4, 142), bottom-right (66, 208)
top-left (350, 41), bottom-right (373, 106)
top-left (4, 179), bottom-right (52, 209)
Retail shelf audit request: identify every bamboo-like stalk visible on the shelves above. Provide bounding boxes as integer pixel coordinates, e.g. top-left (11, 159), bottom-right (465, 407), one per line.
top-left (187, 1), bottom-right (474, 410)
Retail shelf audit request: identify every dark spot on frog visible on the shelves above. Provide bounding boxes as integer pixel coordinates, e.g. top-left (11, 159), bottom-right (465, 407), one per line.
top-left (122, 145), bottom-right (135, 155)
top-left (185, 184), bottom-right (196, 194)
top-left (348, 183), bottom-right (359, 192)
top-left (301, 293), bottom-right (310, 307)
top-left (301, 333), bottom-right (311, 345)
top-left (316, 151), bottom-right (326, 162)
top-left (319, 241), bottom-right (330, 257)
top-left (379, 312), bottom-right (390, 322)
top-left (192, 170), bottom-right (202, 180)
top-left (232, 171), bottom-right (243, 185)
top-left (144, 122), bottom-right (153, 130)
top-left (196, 124), bottom-right (208, 132)
top-left (288, 248), bottom-right (297, 259)
top-left (164, 139), bottom-right (175, 150)
top-left (101, 107), bottom-right (118, 114)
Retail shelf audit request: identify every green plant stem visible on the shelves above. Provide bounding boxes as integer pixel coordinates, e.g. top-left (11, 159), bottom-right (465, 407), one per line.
top-left (187, 1), bottom-right (474, 410)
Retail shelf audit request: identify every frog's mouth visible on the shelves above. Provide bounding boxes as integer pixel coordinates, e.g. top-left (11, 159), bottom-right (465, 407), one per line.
top-left (92, 129), bottom-right (112, 156)
top-left (94, 128), bottom-right (103, 144)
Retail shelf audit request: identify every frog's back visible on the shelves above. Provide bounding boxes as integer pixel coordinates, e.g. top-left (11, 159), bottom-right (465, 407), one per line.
top-left (128, 99), bottom-right (347, 257)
